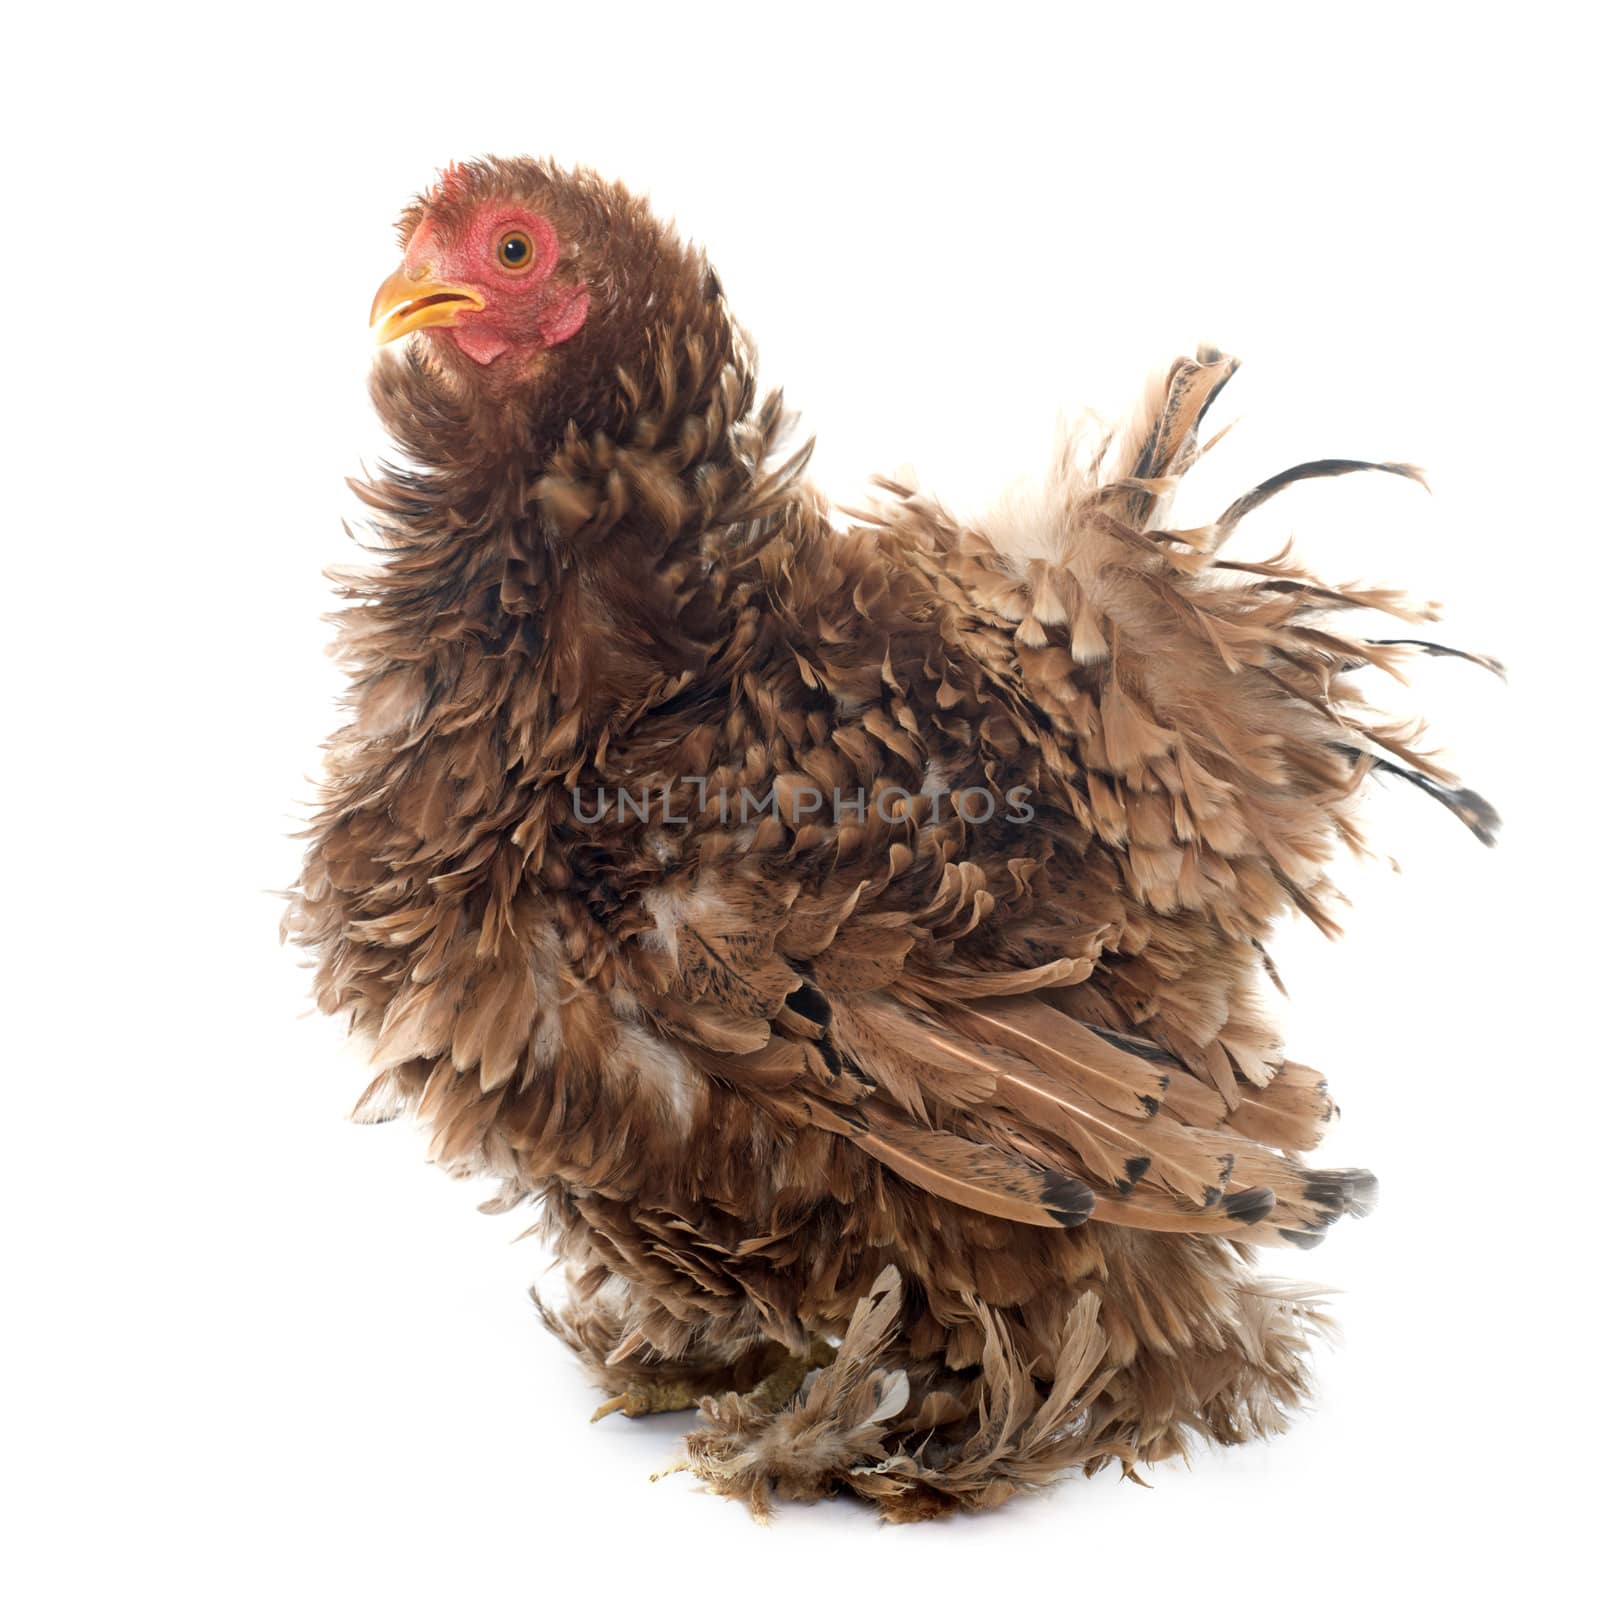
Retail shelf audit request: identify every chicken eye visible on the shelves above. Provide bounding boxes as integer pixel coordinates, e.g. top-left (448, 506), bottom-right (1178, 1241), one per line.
top-left (496, 231), bottom-right (535, 272)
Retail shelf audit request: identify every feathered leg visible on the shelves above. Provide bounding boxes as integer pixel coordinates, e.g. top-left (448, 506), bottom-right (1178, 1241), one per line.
top-left (678, 1250), bottom-right (1329, 1521)
top-left (590, 1336), bottom-right (837, 1422)
top-left (534, 1256), bottom-right (837, 1424)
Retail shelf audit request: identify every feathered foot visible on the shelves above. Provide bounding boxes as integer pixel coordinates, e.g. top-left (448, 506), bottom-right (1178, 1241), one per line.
top-left (748, 1335), bottom-right (838, 1409)
top-left (591, 1336), bottom-right (836, 1422)
top-left (678, 1263), bottom-right (1329, 1521)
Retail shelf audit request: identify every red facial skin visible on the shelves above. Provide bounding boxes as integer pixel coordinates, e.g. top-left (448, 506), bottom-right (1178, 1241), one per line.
top-left (403, 204), bottom-right (590, 367)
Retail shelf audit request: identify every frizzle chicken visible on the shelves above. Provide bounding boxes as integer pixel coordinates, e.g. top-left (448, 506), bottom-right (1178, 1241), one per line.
top-left (288, 157), bottom-right (1497, 1519)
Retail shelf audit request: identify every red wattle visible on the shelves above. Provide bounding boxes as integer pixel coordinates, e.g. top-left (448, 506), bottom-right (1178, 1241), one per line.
top-left (449, 324), bottom-right (512, 365)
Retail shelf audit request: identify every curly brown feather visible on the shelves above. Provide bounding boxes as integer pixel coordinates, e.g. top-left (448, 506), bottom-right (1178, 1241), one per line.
top-left (287, 158), bottom-right (1494, 1518)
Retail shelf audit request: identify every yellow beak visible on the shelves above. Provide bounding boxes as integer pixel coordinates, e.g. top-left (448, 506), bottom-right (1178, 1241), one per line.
top-left (369, 265), bottom-right (486, 344)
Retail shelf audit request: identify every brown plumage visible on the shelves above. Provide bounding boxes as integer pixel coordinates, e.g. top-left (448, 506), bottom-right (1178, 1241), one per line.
top-left (287, 156), bottom-right (1496, 1520)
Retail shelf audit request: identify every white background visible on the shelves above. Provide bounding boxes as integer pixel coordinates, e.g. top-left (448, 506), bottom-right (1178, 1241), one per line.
top-left (6, 4), bottom-right (1592, 1594)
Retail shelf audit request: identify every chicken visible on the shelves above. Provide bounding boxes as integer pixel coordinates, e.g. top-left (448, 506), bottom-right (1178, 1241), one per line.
top-left (288, 156), bottom-right (1497, 1521)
